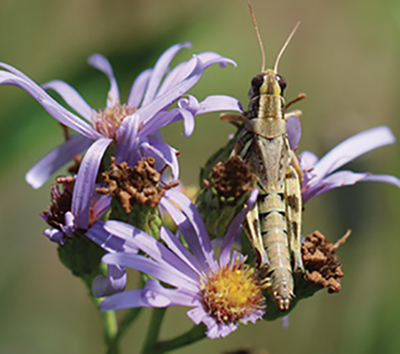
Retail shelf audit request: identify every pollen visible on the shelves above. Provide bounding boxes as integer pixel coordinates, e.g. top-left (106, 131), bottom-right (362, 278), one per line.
top-left (201, 257), bottom-right (266, 324)
top-left (92, 102), bottom-right (136, 139)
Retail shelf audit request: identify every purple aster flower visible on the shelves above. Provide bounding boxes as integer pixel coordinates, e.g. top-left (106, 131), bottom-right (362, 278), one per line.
top-left (299, 126), bottom-right (400, 202)
top-left (0, 43), bottom-right (242, 191)
top-left (86, 188), bottom-right (266, 338)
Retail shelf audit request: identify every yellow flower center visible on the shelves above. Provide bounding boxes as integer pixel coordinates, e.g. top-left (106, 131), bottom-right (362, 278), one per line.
top-left (92, 102), bottom-right (136, 139)
top-left (201, 257), bottom-right (265, 324)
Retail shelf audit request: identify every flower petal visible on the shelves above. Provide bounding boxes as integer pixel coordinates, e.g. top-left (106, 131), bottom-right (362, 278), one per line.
top-left (140, 141), bottom-right (179, 181)
top-left (85, 220), bottom-right (139, 253)
top-left (310, 126), bottom-right (396, 185)
top-left (136, 56), bottom-right (204, 125)
top-left (219, 189), bottom-right (258, 266)
top-left (197, 95), bottom-right (243, 115)
top-left (286, 114), bottom-right (302, 150)
top-left (115, 111), bottom-right (140, 164)
top-left (142, 279), bottom-right (197, 307)
top-left (99, 279), bottom-right (195, 311)
top-left (88, 54), bottom-right (120, 107)
top-left (0, 68), bottom-right (100, 139)
top-left (42, 80), bottom-right (93, 121)
top-left (26, 134), bottom-right (92, 189)
top-left (92, 264), bottom-right (127, 297)
top-left (159, 197), bottom-right (209, 273)
top-left (127, 68), bottom-right (153, 108)
top-left (299, 151), bottom-right (318, 171)
top-left (163, 189), bottom-right (218, 271)
top-left (72, 138), bottom-right (112, 229)
top-left (104, 221), bottom-right (200, 282)
top-left (137, 109), bottom-right (181, 137)
top-left (199, 54), bottom-right (236, 70)
top-left (91, 194), bottom-right (111, 221)
top-left (159, 226), bottom-right (204, 277)
top-left (303, 170), bottom-right (400, 201)
top-left (141, 42), bottom-right (192, 106)
top-left (102, 252), bottom-right (199, 292)
top-left (99, 289), bottom-right (153, 311)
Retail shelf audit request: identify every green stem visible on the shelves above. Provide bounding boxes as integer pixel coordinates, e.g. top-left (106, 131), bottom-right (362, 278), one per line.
top-left (141, 308), bottom-right (167, 354)
top-left (154, 324), bottom-right (207, 354)
top-left (92, 296), bottom-right (120, 354)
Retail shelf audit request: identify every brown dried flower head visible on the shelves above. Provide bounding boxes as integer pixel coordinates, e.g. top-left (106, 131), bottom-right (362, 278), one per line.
top-left (97, 157), bottom-right (165, 213)
top-left (203, 156), bottom-right (258, 205)
top-left (41, 176), bottom-right (75, 229)
top-left (302, 230), bottom-right (351, 293)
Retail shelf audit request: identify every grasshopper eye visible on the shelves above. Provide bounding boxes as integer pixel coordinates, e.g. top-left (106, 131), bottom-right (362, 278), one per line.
top-left (276, 74), bottom-right (287, 93)
top-left (249, 74), bottom-right (264, 98)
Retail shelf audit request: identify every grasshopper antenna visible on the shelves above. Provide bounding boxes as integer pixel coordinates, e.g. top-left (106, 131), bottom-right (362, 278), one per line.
top-left (248, 1), bottom-right (266, 73)
top-left (274, 21), bottom-right (300, 73)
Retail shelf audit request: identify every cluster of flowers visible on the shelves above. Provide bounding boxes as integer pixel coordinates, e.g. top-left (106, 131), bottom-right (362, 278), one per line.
top-left (1, 43), bottom-right (399, 339)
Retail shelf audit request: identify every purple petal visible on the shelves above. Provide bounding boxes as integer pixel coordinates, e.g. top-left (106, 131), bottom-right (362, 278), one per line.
top-left (311, 126), bottom-right (396, 184)
top-left (199, 54), bottom-right (236, 70)
top-left (140, 141), bottom-right (179, 180)
top-left (137, 109), bottom-right (181, 137)
top-left (186, 306), bottom-right (239, 339)
top-left (102, 252), bottom-right (199, 292)
top-left (127, 68), bottom-right (153, 108)
top-left (196, 52), bottom-right (237, 69)
top-left (187, 95), bottom-right (243, 116)
top-left (88, 54), bottom-right (120, 107)
top-left (163, 189), bottom-right (218, 271)
top-left (286, 114), bottom-right (301, 150)
top-left (72, 138), bottom-right (112, 229)
top-left (219, 189), bottom-right (258, 266)
top-left (26, 134), bottom-right (92, 189)
top-left (0, 68), bottom-right (100, 139)
top-left (43, 228), bottom-right (65, 244)
top-left (99, 279), bottom-right (195, 311)
top-left (104, 221), bottom-right (200, 284)
top-left (85, 220), bottom-right (139, 253)
top-left (115, 112), bottom-right (140, 164)
top-left (99, 289), bottom-right (153, 311)
top-left (362, 174), bottom-right (400, 187)
top-left (159, 226), bottom-right (204, 277)
top-left (91, 194), bottom-right (111, 221)
top-left (303, 170), bottom-right (400, 202)
top-left (141, 42), bottom-right (192, 106)
top-left (118, 57), bottom-right (204, 144)
top-left (92, 264), bottom-right (127, 297)
top-left (134, 56), bottom-right (204, 126)
top-left (42, 80), bottom-right (93, 121)
top-left (142, 279), bottom-right (197, 307)
top-left (159, 197), bottom-right (209, 272)
top-left (156, 60), bottom-right (194, 97)
top-left (299, 151), bottom-right (318, 171)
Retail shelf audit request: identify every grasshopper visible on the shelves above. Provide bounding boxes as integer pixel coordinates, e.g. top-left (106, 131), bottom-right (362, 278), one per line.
top-left (223, 7), bottom-right (305, 311)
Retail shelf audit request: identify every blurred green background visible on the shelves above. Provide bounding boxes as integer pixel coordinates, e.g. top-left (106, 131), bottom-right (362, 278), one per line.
top-left (1, 0), bottom-right (400, 353)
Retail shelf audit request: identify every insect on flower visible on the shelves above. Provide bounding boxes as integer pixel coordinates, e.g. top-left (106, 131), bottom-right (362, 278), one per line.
top-left (222, 3), bottom-right (306, 311)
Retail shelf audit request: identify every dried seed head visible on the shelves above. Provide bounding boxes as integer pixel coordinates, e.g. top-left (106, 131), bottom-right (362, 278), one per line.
top-left (205, 156), bottom-right (258, 205)
top-left (41, 176), bottom-right (75, 229)
top-left (97, 157), bottom-right (164, 213)
top-left (302, 230), bottom-right (351, 293)
top-left (201, 256), bottom-right (266, 324)
top-left (92, 102), bottom-right (136, 139)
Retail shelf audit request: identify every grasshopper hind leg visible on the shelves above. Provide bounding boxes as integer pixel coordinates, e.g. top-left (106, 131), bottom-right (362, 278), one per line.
top-left (285, 164), bottom-right (305, 274)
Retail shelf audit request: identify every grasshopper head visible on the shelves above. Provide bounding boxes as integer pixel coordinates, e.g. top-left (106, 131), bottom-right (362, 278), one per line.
top-left (248, 69), bottom-right (287, 101)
